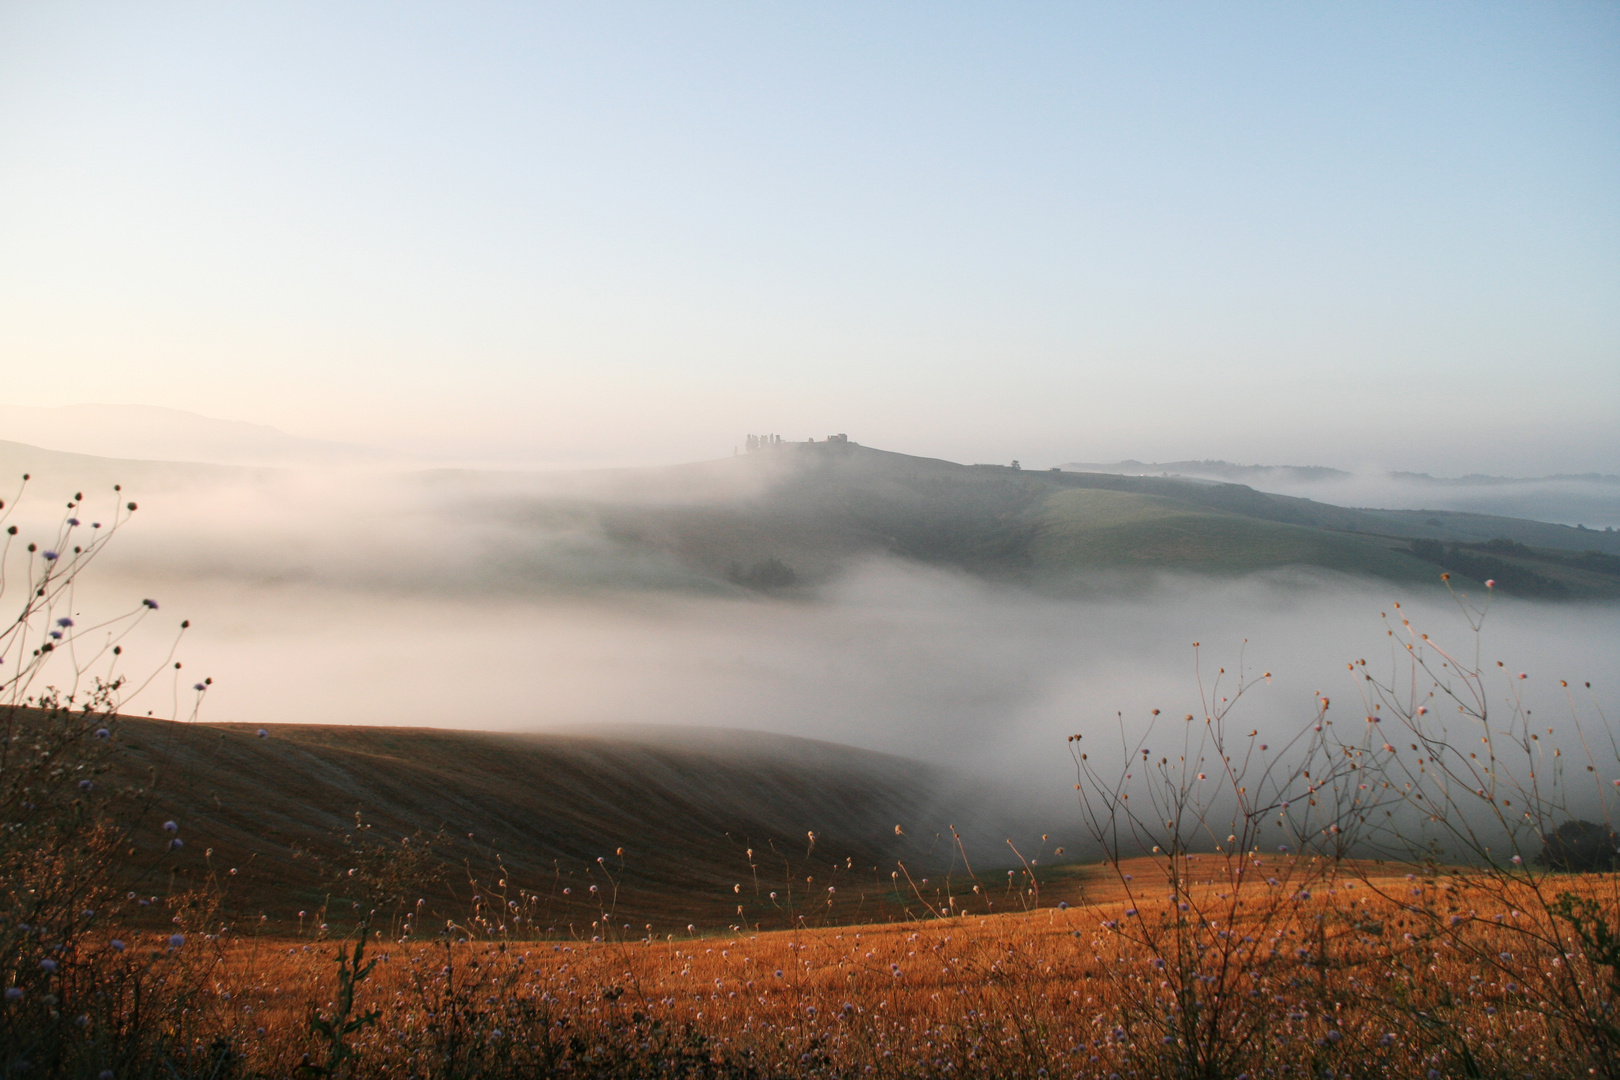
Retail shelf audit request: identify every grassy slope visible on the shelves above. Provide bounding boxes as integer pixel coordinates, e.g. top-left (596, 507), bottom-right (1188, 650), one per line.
top-left (634, 448), bottom-right (1620, 596)
top-left (93, 717), bottom-right (998, 932)
top-left (598, 448), bottom-right (1448, 588)
top-left (1045, 470), bottom-right (1620, 553)
top-left (1027, 487), bottom-right (1435, 580)
top-left (591, 445), bottom-right (1047, 581)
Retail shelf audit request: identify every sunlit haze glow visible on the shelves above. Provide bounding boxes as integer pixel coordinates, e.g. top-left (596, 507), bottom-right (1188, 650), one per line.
top-left (2, 4), bottom-right (1616, 473)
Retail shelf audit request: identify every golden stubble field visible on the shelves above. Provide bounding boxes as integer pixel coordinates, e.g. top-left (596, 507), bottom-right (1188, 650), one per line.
top-left (109, 857), bottom-right (1616, 1079)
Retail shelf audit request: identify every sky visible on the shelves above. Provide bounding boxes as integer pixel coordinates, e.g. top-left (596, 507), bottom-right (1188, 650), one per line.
top-left (1, 2), bottom-right (1616, 473)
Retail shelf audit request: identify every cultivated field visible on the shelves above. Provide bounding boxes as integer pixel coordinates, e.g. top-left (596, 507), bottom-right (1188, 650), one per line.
top-left (56, 715), bottom-right (1035, 935)
top-left (9, 856), bottom-right (1614, 1078)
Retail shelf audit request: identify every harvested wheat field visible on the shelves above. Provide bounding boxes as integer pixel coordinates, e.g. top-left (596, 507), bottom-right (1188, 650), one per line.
top-left (32, 713), bottom-right (1051, 935)
top-left (10, 852), bottom-right (1615, 1079)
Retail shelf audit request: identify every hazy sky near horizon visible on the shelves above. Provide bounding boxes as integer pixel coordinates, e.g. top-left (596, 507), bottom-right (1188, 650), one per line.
top-left (2, 3), bottom-right (1616, 473)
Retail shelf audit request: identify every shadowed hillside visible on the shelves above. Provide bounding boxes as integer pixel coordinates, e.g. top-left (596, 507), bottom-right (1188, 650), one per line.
top-left (86, 716), bottom-right (1025, 934)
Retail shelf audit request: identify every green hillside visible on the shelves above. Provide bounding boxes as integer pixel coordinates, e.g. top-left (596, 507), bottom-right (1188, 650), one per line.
top-left (1027, 488), bottom-right (1436, 580)
top-left (562, 445), bottom-right (1613, 597)
top-left (4, 436), bottom-right (1615, 599)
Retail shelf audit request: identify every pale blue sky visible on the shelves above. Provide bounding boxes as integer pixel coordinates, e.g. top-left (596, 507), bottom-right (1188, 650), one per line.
top-left (1, 3), bottom-right (1615, 472)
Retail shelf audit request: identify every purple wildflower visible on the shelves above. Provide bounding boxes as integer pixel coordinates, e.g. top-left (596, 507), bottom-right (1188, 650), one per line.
top-left (169, 934), bottom-right (185, 949)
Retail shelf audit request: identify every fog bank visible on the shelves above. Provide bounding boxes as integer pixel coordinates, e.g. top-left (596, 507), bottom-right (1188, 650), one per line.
top-left (1067, 461), bottom-right (1620, 530)
top-left (5, 452), bottom-right (1615, 833)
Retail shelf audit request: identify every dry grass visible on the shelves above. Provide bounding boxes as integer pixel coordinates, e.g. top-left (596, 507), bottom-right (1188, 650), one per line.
top-left (16, 858), bottom-right (1606, 1079)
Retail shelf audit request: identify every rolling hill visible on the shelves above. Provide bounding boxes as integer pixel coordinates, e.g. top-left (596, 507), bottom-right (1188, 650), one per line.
top-left (508, 442), bottom-right (1620, 597)
top-left (76, 715), bottom-right (1027, 934)
top-left (1028, 487), bottom-right (1432, 578)
top-left (4, 436), bottom-right (1617, 599)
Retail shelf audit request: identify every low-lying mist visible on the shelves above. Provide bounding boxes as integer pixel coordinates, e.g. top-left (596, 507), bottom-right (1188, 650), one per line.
top-left (5, 451), bottom-right (1617, 851)
top-left (1261, 473), bottom-right (1620, 531)
top-left (1071, 461), bottom-right (1620, 531)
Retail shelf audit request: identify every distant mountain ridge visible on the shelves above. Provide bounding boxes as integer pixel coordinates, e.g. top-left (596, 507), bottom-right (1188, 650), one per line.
top-left (0, 403), bottom-right (394, 467)
top-left (1065, 459), bottom-right (1620, 486)
top-left (1387, 470), bottom-right (1620, 486)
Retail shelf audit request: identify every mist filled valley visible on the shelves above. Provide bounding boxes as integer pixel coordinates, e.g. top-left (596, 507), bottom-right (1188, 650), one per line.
top-left (9, 420), bottom-right (1620, 1080)
top-left (5, 7), bottom-right (1617, 1071)
top-left (5, 431), bottom-right (1616, 835)
top-left (7, 426), bottom-right (1620, 1077)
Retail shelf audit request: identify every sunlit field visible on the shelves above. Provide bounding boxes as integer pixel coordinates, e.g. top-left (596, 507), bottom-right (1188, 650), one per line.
top-left (6, 852), bottom-right (1616, 1079)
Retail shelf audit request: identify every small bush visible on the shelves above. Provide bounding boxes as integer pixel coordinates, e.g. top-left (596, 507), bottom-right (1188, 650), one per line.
top-left (1539, 819), bottom-right (1620, 873)
top-left (726, 557), bottom-right (797, 590)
